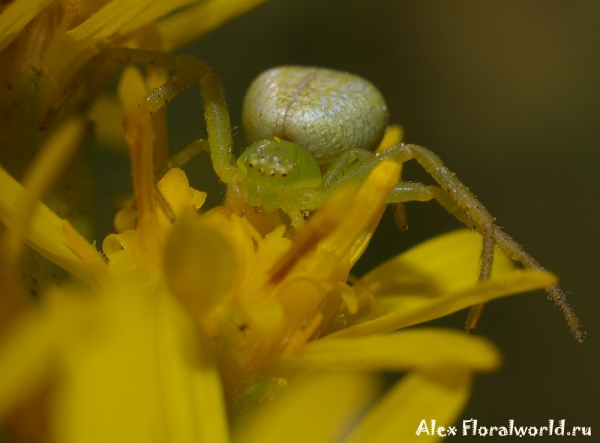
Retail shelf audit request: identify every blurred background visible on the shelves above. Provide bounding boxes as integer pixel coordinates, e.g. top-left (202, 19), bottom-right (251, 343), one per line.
top-left (98, 0), bottom-right (599, 440)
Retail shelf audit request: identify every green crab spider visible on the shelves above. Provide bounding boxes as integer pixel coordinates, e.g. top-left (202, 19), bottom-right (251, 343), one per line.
top-left (98, 47), bottom-right (583, 341)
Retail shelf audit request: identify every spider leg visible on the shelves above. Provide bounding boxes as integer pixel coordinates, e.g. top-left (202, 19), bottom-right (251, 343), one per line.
top-left (392, 202), bottom-right (409, 231)
top-left (383, 144), bottom-right (496, 282)
top-left (320, 149), bottom-right (374, 190)
top-left (280, 202), bottom-right (306, 230)
top-left (319, 143), bottom-right (583, 339)
top-left (322, 145), bottom-right (495, 280)
top-left (386, 181), bottom-right (493, 329)
top-left (155, 138), bottom-right (210, 179)
top-left (494, 230), bottom-right (585, 341)
top-left (321, 148), bottom-right (411, 230)
top-left (380, 143), bottom-right (584, 340)
top-left (98, 47), bottom-right (239, 184)
top-left (65, 48), bottom-right (240, 225)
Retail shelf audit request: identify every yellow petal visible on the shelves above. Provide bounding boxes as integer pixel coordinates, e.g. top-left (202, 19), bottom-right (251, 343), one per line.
top-left (322, 160), bottom-right (400, 268)
top-left (360, 229), bottom-right (516, 297)
top-left (118, 0), bottom-right (198, 36)
top-left (375, 124), bottom-right (403, 153)
top-left (202, 207), bottom-right (268, 299)
top-left (52, 285), bottom-right (161, 443)
top-left (4, 117), bottom-right (85, 263)
top-left (272, 161), bottom-right (400, 284)
top-left (331, 269), bottom-right (556, 338)
top-left (235, 372), bottom-right (380, 443)
top-left (163, 211), bottom-right (237, 317)
top-left (67, 0), bottom-right (155, 42)
top-left (343, 371), bottom-right (472, 443)
top-left (156, 167), bottom-right (206, 227)
top-left (375, 269), bottom-right (556, 329)
top-left (0, 0), bottom-right (54, 52)
top-left (118, 65), bottom-right (156, 220)
top-left (0, 168), bottom-right (106, 287)
top-left (87, 93), bottom-right (127, 151)
top-left (144, 282), bottom-right (229, 443)
top-left (278, 328), bottom-right (501, 373)
top-left (50, 278), bottom-right (228, 443)
top-left (157, 0), bottom-right (270, 51)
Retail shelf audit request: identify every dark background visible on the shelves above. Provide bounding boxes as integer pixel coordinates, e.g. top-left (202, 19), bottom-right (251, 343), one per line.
top-left (100, 0), bottom-right (600, 440)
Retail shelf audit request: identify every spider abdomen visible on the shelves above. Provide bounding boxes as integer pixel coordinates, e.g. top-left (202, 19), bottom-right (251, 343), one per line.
top-left (243, 66), bottom-right (389, 165)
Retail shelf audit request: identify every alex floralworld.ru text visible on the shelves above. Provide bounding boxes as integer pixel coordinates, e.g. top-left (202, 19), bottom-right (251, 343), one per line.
top-left (415, 419), bottom-right (591, 437)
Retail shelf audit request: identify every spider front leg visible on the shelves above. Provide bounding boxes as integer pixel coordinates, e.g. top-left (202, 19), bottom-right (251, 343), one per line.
top-left (385, 144), bottom-right (497, 281)
top-left (322, 144), bottom-right (496, 283)
top-left (155, 138), bottom-right (210, 179)
top-left (379, 143), bottom-right (499, 332)
top-left (101, 47), bottom-right (239, 185)
top-left (385, 180), bottom-right (492, 330)
top-left (379, 143), bottom-right (584, 340)
top-left (320, 143), bottom-right (583, 339)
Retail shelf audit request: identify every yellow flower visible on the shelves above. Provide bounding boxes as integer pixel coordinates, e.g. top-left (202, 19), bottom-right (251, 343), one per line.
top-left (0, 0), bottom-right (269, 298)
top-left (0, 1), bottom-right (563, 441)
top-left (0, 54), bottom-right (556, 441)
top-left (0, 0), bottom-right (268, 154)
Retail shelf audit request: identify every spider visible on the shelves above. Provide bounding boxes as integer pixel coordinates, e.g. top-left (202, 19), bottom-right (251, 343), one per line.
top-left (97, 47), bottom-right (584, 341)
